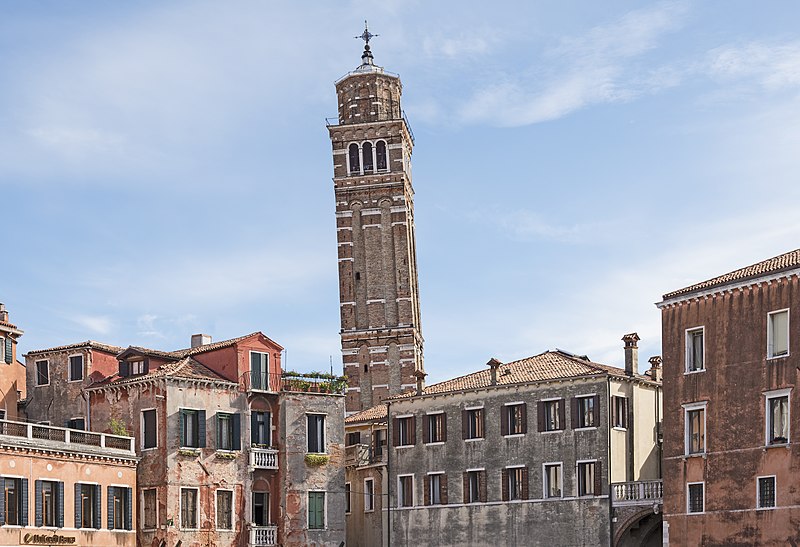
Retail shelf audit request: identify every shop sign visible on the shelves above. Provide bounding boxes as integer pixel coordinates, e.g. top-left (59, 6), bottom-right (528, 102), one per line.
top-left (21, 532), bottom-right (77, 545)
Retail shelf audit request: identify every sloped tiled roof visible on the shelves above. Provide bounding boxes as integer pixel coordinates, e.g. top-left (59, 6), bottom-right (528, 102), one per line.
top-left (117, 332), bottom-right (278, 361)
top-left (0, 319), bottom-right (19, 330)
top-left (391, 350), bottom-right (649, 400)
top-left (345, 404), bottom-right (387, 424)
top-left (663, 249), bottom-right (800, 300)
top-left (90, 357), bottom-right (233, 389)
top-left (26, 341), bottom-right (124, 356)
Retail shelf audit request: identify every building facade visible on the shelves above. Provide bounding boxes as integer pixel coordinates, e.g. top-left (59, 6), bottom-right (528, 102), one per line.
top-left (659, 249), bottom-right (800, 546)
top-left (0, 304), bottom-right (26, 421)
top-left (0, 417), bottom-right (137, 546)
top-left (328, 30), bottom-right (424, 414)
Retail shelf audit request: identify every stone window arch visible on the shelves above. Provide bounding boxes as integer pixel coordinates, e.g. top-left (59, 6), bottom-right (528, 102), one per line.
top-left (376, 140), bottom-right (387, 171)
top-left (348, 143), bottom-right (360, 175)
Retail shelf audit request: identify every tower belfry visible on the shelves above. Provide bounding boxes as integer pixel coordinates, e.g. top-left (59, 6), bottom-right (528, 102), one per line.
top-left (328, 25), bottom-right (424, 413)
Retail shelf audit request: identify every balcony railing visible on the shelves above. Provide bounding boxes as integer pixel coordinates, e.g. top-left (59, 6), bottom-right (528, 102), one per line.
top-left (250, 525), bottom-right (278, 546)
top-left (250, 447), bottom-right (278, 470)
top-left (0, 419), bottom-right (135, 455)
top-left (240, 371), bottom-right (282, 393)
top-left (345, 443), bottom-right (385, 467)
top-left (611, 480), bottom-right (663, 506)
top-left (240, 371), bottom-right (347, 395)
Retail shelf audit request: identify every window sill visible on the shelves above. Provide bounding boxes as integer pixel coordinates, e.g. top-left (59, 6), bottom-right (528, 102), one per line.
top-left (541, 429), bottom-right (564, 434)
top-left (767, 353), bottom-right (790, 361)
top-left (425, 441), bottom-right (445, 446)
top-left (683, 452), bottom-right (707, 459)
top-left (503, 434), bottom-right (525, 439)
top-left (611, 427), bottom-right (627, 432)
top-left (464, 437), bottom-right (484, 442)
top-left (756, 506), bottom-right (776, 511)
top-left (574, 426), bottom-right (598, 431)
top-left (395, 444), bottom-right (413, 449)
top-left (178, 448), bottom-right (200, 457)
top-left (764, 442), bottom-right (790, 450)
top-left (684, 369), bottom-right (706, 375)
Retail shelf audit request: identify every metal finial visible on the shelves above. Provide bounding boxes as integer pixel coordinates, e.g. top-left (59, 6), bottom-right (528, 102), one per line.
top-left (355, 20), bottom-right (378, 46)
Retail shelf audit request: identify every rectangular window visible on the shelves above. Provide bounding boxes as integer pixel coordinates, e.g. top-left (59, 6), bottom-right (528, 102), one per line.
top-left (687, 482), bottom-right (704, 513)
top-left (768, 310), bottom-right (790, 358)
top-left (464, 470), bottom-right (484, 503)
top-left (611, 396), bottom-right (628, 429)
top-left (307, 414), bottom-right (326, 453)
top-left (142, 409), bottom-right (157, 449)
top-left (506, 467), bottom-right (525, 501)
top-left (575, 396), bottom-right (596, 428)
top-left (216, 413), bottom-right (241, 451)
top-left (364, 479), bottom-right (374, 512)
top-left (216, 490), bottom-right (233, 530)
top-left (180, 488), bottom-right (198, 529)
top-left (686, 327), bottom-right (705, 372)
top-left (463, 408), bottom-right (484, 440)
top-left (36, 360), bottom-right (49, 386)
top-left (398, 475), bottom-right (414, 507)
top-left (38, 480), bottom-right (62, 527)
top-left (69, 355), bottom-right (84, 381)
top-left (428, 473), bottom-right (443, 505)
top-left (758, 476), bottom-right (776, 509)
top-left (129, 359), bottom-right (146, 376)
top-left (253, 492), bottom-right (269, 526)
top-left (503, 403), bottom-right (526, 436)
top-left (251, 411), bottom-right (271, 446)
top-left (108, 486), bottom-right (132, 530)
top-left (4, 477), bottom-right (27, 526)
top-left (250, 351), bottom-right (269, 390)
top-left (542, 399), bottom-right (564, 431)
top-left (346, 432), bottom-right (361, 446)
top-left (344, 483), bottom-right (351, 514)
top-left (544, 463), bottom-right (562, 498)
top-left (76, 483), bottom-right (100, 529)
top-left (425, 413), bottom-right (446, 443)
top-left (180, 409), bottom-right (205, 448)
top-left (142, 488), bottom-right (157, 530)
top-left (767, 393), bottom-right (790, 445)
top-left (577, 461), bottom-right (597, 497)
top-left (395, 416), bottom-right (415, 446)
top-left (66, 417), bottom-right (85, 430)
top-left (685, 406), bottom-right (706, 455)
top-left (373, 429), bottom-right (385, 456)
top-left (308, 491), bottom-right (325, 530)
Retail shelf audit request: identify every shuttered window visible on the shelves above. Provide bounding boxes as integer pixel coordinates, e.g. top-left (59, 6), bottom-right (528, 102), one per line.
top-left (424, 413), bottom-right (446, 443)
top-left (142, 488), bottom-right (157, 529)
top-left (462, 408), bottom-right (484, 440)
top-left (307, 414), bottom-right (326, 453)
top-left (393, 416), bottom-right (415, 446)
top-left (75, 483), bottom-right (101, 529)
top-left (180, 488), bottom-right (198, 529)
top-left (107, 486), bottom-right (132, 530)
top-left (398, 476), bottom-right (414, 507)
top-left (0, 477), bottom-right (28, 526)
top-left (251, 411), bottom-right (271, 446)
top-left (250, 352), bottom-right (269, 390)
top-left (216, 413), bottom-right (241, 451)
top-left (539, 399), bottom-right (565, 431)
top-left (502, 467), bottom-right (527, 501)
top-left (142, 409), bottom-right (157, 449)
top-left (69, 355), bottom-right (84, 381)
top-left (501, 404), bottom-right (526, 436)
top-left (36, 480), bottom-right (63, 528)
top-left (216, 490), bottom-right (233, 530)
top-left (424, 473), bottom-right (446, 505)
top-left (253, 492), bottom-right (269, 526)
top-left (578, 461), bottom-right (602, 496)
top-left (35, 360), bottom-right (49, 386)
top-left (308, 491), bottom-right (325, 529)
top-left (179, 409), bottom-right (205, 448)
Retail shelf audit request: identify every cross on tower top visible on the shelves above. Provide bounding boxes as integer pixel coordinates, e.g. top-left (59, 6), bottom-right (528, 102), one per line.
top-left (355, 20), bottom-right (378, 46)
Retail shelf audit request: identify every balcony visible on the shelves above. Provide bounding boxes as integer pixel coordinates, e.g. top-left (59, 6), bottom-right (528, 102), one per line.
top-left (240, 371), bottom-right (281, 393)
top-left (250, 447), bottom-right (278, 470)
top-left (611, 480), bottom-right (663, 507)
top-left (0, 419), bottom-right (135, 456)
top-left (345, 443), bottom-right (385, 467)
top-left (250, 525), bottom-right (278, 546)
top-left (240, 371), bottom-right (347, 395)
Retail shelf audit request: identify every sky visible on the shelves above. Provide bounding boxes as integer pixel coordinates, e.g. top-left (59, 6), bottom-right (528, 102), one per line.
top-left (2, 1), bottom-right (800, 383)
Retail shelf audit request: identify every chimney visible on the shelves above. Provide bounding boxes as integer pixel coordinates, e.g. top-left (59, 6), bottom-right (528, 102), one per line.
top-left (622, 333), bottom-right (640, 376)
top-left (191, 334), bottom-right (212, 348)
top-left (648, 355), bottom-right (663, 382)
top-left (0, 303), bottom-right (8, 323)
top-left (487, 357), bottom-right (502, 386)
top-left (414, 370), bottom-right (427, 396)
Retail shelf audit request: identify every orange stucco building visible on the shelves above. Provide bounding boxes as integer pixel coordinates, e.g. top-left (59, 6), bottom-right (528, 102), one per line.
top-left (0, 303), bottom-right (26, 421)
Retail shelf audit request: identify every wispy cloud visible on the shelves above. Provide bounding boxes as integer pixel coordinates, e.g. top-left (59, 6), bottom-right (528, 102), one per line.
top-left (707, 41), bottom-right (800, 91)
top-left (72, 315), bottom-right (113, 335)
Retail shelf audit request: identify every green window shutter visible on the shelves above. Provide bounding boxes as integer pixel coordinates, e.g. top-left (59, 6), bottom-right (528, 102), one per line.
top-left (232, 414), bottom-right (241, 450)
top-left (179, 410), bottom-right (185, 446)
top-left (56, 482), bottom-right (64, 528)
top-left (20, 479), bottom-right (28, 526)
top-left (74, 484), bottom-right (82, 528)
top-left (251, 412), bottom-right (258, 445)
top-left (0, 477), bottom-right (5, 525)
top-left (4, 338), bottom-right (11, 364)
top-left (124, 488), bottom-right (132, 530)
top-left (34, 480), bottom-right (42, 527)
top-left (93, 485), bottom-right (101, 529)
top-left (197, 410), bottom-right (206, 448)
top-left (107, 486), bottom-right (114, 529)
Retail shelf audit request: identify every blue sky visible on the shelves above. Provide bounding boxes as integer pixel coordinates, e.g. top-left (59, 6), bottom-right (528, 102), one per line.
top-left (3, 1), bottom-right (800, 382)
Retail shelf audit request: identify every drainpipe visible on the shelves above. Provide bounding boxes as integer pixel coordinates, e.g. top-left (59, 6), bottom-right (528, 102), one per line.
top-left (607, 375), bottom-right (614, 547)
top-left (386, 400), bottom-right (392, 547)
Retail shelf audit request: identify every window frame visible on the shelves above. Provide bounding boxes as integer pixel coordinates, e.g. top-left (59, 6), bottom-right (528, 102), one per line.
top-left (541, 398), bottom-right (564, 432)
top-left (464, 469), bottom-right (484, 504)
top-left (764, 388), bottom-right (791, 446)
top-left (76, 482), bottom-right (100, 530)
top-left (179, 408), bottom-right (203, 449)
top-left (215, 489), bottom-right (234, 531)
top-left (396, 415), bottom-right (414, 447)
top-left (344, 483), bottom-right (351, 514)
top-left (757, 475), bottom-right (776, 510)
top-left (503, 402), bottom-right (526, 437)
top-left (68, 354), bottom-right (84, 382)
top-left (687, 482), bottom-right (705, 514)
top-left (66, 417), bottom-right (85, 431)
top-left (180, 487), bottom-right (199, 530)
top-left (464, 406), bottom-right (484, 441)
top-left (251, 410), bottom-right (272, 446)
top-left (575, 395), bottom-right (597, 429)
top-left (397, 474), bottom-right (414, 508)
top-left (427, 472), bottom-right (444, 505)
top-left (35, 360), bottom-right (49, 387)
top-left (364, 478), bottom-right (375, 512)
top-left (3, 476), bottom-right (25, 526)
top-left (768, 309), bottom-right (790, 359)
top-left (108, 485), bottom-right (132, 531)
top-left (141, 408), bottom-right (158, 451)
top-left (141, 487), bottom-right (157, 531)
top-left (425, 412), bottom-right (446, 444)
top-left (249, 351), bottom-right (270, 390)
top-left (307, 413), bottom-right (326, 454)
top-left (543, 462), bottom-right (563, 499)
top-left (683, 402), bottom-right (707, 455)
top-left (39, 479), bottom-right (61, 528)
top-left (576, 460), bottom-right (597, 497)
top-left (685, 326), bottom-right (705, 373)
top-left (252, 492), bottom-right (269, 527)
top-left (307, 491), bottom-right (326, 530)
top-left (611, 396), bottom-right (628, 429)
top-left (505, 465), bottom-right (525, 501)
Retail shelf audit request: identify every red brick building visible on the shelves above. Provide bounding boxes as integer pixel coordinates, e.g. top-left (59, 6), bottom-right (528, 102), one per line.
top-left (658, 249), bottom-right (800, 546)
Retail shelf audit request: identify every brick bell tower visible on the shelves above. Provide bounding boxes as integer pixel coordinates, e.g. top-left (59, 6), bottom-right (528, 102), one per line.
top-left (328, 24), bottom-right (424, 413)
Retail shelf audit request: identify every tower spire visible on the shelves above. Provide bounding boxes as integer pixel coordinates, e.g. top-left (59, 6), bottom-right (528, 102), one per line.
top-left (355, 20), bottom-right (378, 66)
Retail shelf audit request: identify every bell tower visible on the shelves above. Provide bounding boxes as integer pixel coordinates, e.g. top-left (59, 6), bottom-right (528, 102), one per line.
top-left (328, 24), bottom-right (424, 413)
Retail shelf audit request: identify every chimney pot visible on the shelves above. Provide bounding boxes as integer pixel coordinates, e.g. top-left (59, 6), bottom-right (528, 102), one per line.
top-left (647, 355), bottom-right (663, 382)
top-left (0, 303), bottom-right (7, 323)
top-left (487, 357), bottom-right (502, 385)
top-left (622, 333), bottom-right (640, 376)
top-left (191, 334), bottom-right (212, 348)
top-left (413, 370), bottom-right (427, 395)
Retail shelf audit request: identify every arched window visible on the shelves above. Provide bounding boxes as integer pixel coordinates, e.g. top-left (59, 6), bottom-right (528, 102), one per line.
top-left (362, 142), bottom-right (374, 172)
top-left (348, 143), bottom-right (360, 174)
top-left (376, 141), bottom-right (387, 171)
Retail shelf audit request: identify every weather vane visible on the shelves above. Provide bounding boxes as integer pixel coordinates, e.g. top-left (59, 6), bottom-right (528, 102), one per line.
top-left (355, 20), bottom-right (378, 46)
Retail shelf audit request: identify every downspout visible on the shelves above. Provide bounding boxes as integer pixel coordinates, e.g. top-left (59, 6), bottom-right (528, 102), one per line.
top-left (607, 375), bottom-right (614, 547)
top-left (386, 400), bottom-right (392, 547)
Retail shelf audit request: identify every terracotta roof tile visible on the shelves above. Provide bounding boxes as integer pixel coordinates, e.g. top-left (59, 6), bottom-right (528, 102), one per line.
top-left (345, 404), bottom-right (387, 424)
top-left (26, 341), bottom-right (125, 357)
top-left (0, 320), bottom-right (18, 330)
top-left (663, 249), bottom-right (800, 300)
top-left (91, 357), bottom-right (232, 388)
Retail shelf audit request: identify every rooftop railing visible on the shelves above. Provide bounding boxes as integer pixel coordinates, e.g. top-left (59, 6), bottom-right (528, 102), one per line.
top-left (0, 419), bottom-right (135, 456)
top-left (240, 371), bottom-right (347, 395)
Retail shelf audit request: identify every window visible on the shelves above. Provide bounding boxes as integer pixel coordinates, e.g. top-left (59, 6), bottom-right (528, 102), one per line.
top-left (373, 429), bottom-right (385, 456)
top-left (179, 409), bottom-right (205, 448)
top-left (574, 395), bottom-right (598, 428)
top-left (344, 483), bottom-right (351, 514)
top-left (66, 417), bottom-right (85, 430)
top-left (180, 488), bottom-right (198, 529)
top-left (36, 480), bottom-right (63, 527)
top-left (142, 409), bottom-right (157, 449)
top-left (463, 470), bottom-right (485, 503)
top-left (35, 360), bottom-right (49, 386)
top-left (346, 432), bottom-right (361, 446)
top-left (502, 403), bottom-right (526, 436)
top-left (426, 473), bottom-right (445, 505)
top-left (250, 352), bottom-right (269, 390)
top-left (424, 413), bottom-right (446, 443)
top-left (757, 476), bottom-right (776, 509)
top-left (577, 461), bottom-right (600, 497)
top-left (462, 408), bottom-right (484, 440)
top-left (394, 416), bottom-right (415, 447)
top-left (687, 482), bottom-right (704, 513)
top-left (0, 337), bottom-right (4, 363)
top-left (216, 490), bottom-right (233, 530)
top-left (130, 359), bottom-right (146, 375)
top-left (76, 483), bottom-right (101, 529)
top-left (364, 479), bottom-right (374, 512)
top-left (307, 414), bottom-right (326, 453)
top-left (2, 477), bottom-right (27, 526)
top-left (398, 475), bottom-right (414, 507)
top-left (69, 355), bottom-right (84, 381)
top-left (376, 140), bottom-right (387, 171)
top-left (0, 410), bottom-right (5, 421)
top-left (685, 404), bottom-right (706, 455)
top-left (108, 486), bottom-right (132, 530)
top-left (544, 463), bottom-right (562, 498)
top-left (251, 411), bottom-right (271, 446)
top-left (765, 390), bottom-right (790, 445)
top-left (216, 413), bottom-right (241, 451)
top-left (308, 491), bottom-right (325, 529)
top-left (503, 467), bottom-right (527, 501)
top-left (362, 142), bottom-right (374, 172)
top-left (142, 488), bottom-right (157, 530)
top-left (611, 396), bottom-right (628, 429)
top-left (539, 399), bottom-right (564, 432)
top-left (768, 310), bottom-right (790, 358)
top-left (686, 327), bottom-right (705, 372)
top-left (348, 143), bottom-right (361, 174)
top-left (253, 492), bottom-right (269, 526)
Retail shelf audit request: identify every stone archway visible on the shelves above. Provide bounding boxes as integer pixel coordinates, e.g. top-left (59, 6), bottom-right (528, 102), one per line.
top-left (615, 507), bottom-right (662, 547)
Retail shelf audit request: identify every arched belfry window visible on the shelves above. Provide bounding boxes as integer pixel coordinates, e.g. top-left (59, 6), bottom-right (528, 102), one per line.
top-left (362, 142), bottom-right (374, 172)
top-left (348, 143), bottom-right (360, 175)
top-left (376, 141), bottom-right (387, 171)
